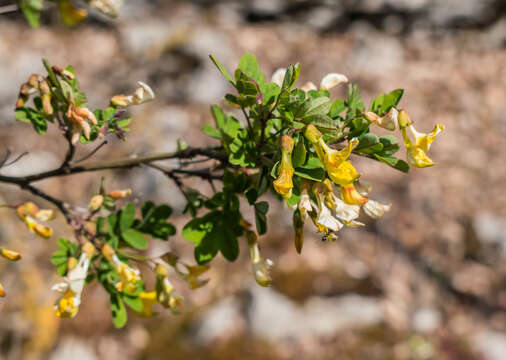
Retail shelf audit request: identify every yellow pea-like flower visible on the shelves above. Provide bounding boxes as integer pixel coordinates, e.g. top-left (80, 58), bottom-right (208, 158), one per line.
top-left (340, 184), bottom-right (369, 206)
top-left (273, 135), bottom-right (295, 199)
top-left (398, 110), bottom-right (444, 168)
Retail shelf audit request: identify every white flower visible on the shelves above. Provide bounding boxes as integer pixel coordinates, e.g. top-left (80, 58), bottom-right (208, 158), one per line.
top-left (52, 253), bottom-right (90, 318)
top-left (110, 81), bottom-right (155, 107)
top-left (334, 197), bottom-right (361, 223)
top-left (316, 193), bottom-right (343, 232)
top-left (131, 81), bottom-right (155, 105)
top-left (320, 73), bottom-right (348, 90)
top-left (363, 199), bottom-right (391, 219)
top-left (270, 68), bottom-right (286, 87)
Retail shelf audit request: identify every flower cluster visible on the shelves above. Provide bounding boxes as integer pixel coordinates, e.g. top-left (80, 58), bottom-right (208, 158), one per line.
top-left (269, 68), bottom-right (443, 251)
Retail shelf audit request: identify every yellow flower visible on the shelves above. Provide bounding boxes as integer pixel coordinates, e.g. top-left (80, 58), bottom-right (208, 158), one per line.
top-left (102, 244), bottom-right (141, 294)
top-left (401, 124), bottom-right (444, 168)
top-left (137, 291), bottom-right (158, 317)
top-left (1, 248), bottom-right (22, 261)
top-left (0, 282), bottom-right (5, 297)
top-left (54, 289), bottom-right (79, 318)
top-left (182, 264), bottom-right (210, 289)
top-left (16, 202), bottom-right (54, 238)
top-left (247, 231), bottom-right (273, 287)
top-left (52, 249), bottom-right (93, 318)
top-left (340, 184), bottom-right (368, 206)
top-left (273, 136), bottom-right (295, 198)
top-left (154, 264), bottom-right (184, 314)
top-left (398, 110), bottom-right (444, 168)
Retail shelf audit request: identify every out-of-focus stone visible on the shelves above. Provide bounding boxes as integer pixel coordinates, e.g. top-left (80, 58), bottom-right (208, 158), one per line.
top-left (473, 330), bottom-right (506, 360)
top-left (473, 212), bottom-right (506, 258)
top-left (51, 337), bottom-right (97, 360)
top-left (412, 306), bottom-right (441, 333)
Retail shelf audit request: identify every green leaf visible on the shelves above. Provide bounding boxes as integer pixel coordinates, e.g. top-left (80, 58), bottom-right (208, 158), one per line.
top-left (237, 53), bottom-right (266, 85)
top-left (15, 107), bottom-right (47, 134)
top-left (369, 89), bottom-right (404, 114)
top-left (202, 124), bottom-right (222, 139)
top-left (122, 229), bottom-right (148, 250)
top-left (219, 227), bottom-right (240, 261)
top-left (259, 82), bottom-right (281, 106)
top-left (378, 135), bottom-right (400, 156)
top-left (110, 294), bottom-right (127, 329)
top-left (295, 156), bottom-right (326, 181)
top-left (19, 0), bottom-right (43, 27)
top-left (355, 133), bottom-right (383, 154)
top-left (303, 97), bottom-right (332, 118)
top-left (122, 294), bottom-right (143, 313)
top-left (120, 203), bottom-right (136, 232)
top-left (107, 214), bottom-right (118, 236)
top-left (373, 154), bottom-right (410, 173)
top-left (254, 201), bottom-right (269, 235)
top-left (281, 63), bottom-right (301, 90)
top-left (330, 99), bottom-right (346, 118)
top-left (245, 188), bottom-right (258, 205)
top-left (292, 139), bottom-right (307, 168)
top-left (50, 250), bottom-right (68, 266)
top-left (303, 114), bottom-right (339, 129)
top-left (209, 55), bottom-right (235, 85)
top-left (183, 211), bottom-right (241, 264)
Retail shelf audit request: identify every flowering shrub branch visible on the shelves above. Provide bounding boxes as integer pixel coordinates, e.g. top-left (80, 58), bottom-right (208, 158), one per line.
top-left (0, 54), bottom-right (445, 327)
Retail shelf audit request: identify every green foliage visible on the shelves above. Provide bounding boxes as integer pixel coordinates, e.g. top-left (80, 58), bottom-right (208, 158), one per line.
top-left (50, 238), bottom-right (78, 276)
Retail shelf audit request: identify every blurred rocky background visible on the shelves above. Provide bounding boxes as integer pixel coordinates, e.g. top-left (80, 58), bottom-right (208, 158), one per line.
top-left (0, 0), bottom-right (505, 359)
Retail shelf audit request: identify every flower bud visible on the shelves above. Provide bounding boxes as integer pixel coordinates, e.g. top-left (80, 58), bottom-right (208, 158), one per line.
top-left (101, 243), bottom-right (115, 261)
top-left (89, 195), bottom-right (104, 211)
top-left (293, 209), bottom-right (304, 254)
top-left (28, 74), bottom-right (39, 88)
top-left (110, 95), bottom-right (129, 107)
top-left (247, 231), bottom-right (273, 287)
top-left (107, 189), bottom-right (132, 200)
top-left (1, 248), bottom-right (22, 261)
top-left (0, 282), bottom-right (5, 297)
top-left (364, 112), bottom-right (380, 123)
top-left (67, 257), bottom-right (78, 271)
top-left (155, 263), bottom-right (169, 277)
top-left (398, 109), bottom-right (412, 128)
top-left (82, 242), bottom-right (96, 259)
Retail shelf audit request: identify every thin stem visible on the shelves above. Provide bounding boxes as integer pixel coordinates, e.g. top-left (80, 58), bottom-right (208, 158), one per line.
top-left (74, 140), bottom-right (108, 164)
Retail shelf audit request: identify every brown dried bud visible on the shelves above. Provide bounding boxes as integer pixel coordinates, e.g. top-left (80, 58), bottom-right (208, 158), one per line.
top-left (108, 189), bottom-right (132, 200)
